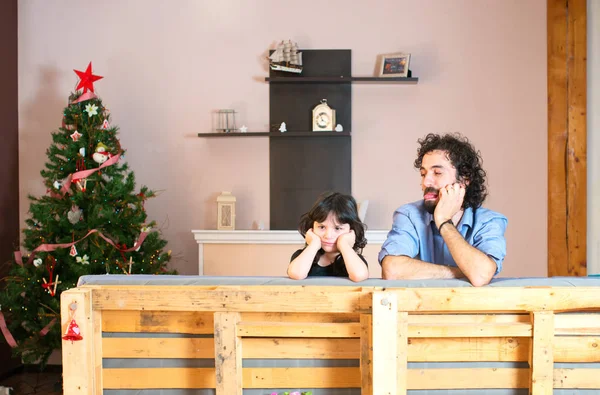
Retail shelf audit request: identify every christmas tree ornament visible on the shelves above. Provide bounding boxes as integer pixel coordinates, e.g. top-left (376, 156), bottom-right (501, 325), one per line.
top-left (69, 245), bottom-right (78, 257)
top-left (102, 119), bottom-right (110, 129)
top-left (67, 206), bottom-right (83, 224)
top-left (53, 180), bottom-right (62, 189)
top-left (73, 178), bottom-right (87, 192)
top-left (62, 302), bottom-right (83, 343)
top-left (92, 142), bottom-right (111, 164)
top-left (69, 130), bottom-right (83, 141)
top-left (79, 147), bottom-right (86, 156)
top-left (75, 254), bottom-right (89, 265)
top-left (73, 62), bottom-right (103, 93)
top-left (33, 258), bottom-right (43, 267)
top-left (85, 103), bottom-right (99, 116)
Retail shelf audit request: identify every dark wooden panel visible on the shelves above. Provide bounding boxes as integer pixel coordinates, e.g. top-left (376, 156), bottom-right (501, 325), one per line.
top-left (0, 0), bottom-right (22, 374)
top-left (268, 50), bottom-right (353, 229)
top-left (270, 136), bottom-right (351, 230)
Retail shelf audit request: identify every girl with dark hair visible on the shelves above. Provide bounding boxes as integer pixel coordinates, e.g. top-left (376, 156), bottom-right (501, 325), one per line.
top-left (287, 192), bottom-right (369, 282)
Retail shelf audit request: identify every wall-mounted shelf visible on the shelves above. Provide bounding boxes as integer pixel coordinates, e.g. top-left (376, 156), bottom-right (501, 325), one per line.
top-left (198, 131), bottom-right (351, 138)
top-left (265, 76), bottom-right (418, 84)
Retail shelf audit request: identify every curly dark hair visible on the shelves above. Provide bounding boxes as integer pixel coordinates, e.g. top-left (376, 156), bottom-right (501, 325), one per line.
top-left (298, 191), bottom-right (367, 251)
top-left (413, 133), bottom-right (488, 209)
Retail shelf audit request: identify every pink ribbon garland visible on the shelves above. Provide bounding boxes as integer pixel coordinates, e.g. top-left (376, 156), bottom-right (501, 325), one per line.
top-left (0, 312), bottom-right (58, 348)
top-left (15, 229), bottom-right (149, 267)
top-left (0, 311), bottom-right (17, 348)
top-left (58, 152), bottom-right (121, 196)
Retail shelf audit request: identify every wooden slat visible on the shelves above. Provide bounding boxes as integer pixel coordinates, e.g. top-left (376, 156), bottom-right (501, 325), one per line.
top-left (409, 337), bottom-right (529, 362)
top-left (91, 286), bottom-right (370, 313)
top-left (547, 0), bottom-right (588, 276)
top-left (554, 369), bottom-right (600, 388)
top-left (360, 314), bottom-right (373, 395)
top-left (529, 311), bottom-right (554, 394)
top-left (90, 286), bottom-right (600, 313)
top-left (372, 292), bottom-right (398, 395)
top-left (554, 336), bottom-right (600, 362)
top-left (242, 312), bottom-right (359, 323)
top-left (397, 311), bottom-right (408, 394)
top-left (244, 338), bottom-right (359, 359)
top-left (554, 313), bottom-right (600, 335)
top-left (214, 312), bottom-right (242, 395)
top-left (391, 288), bottom-right (600, 312)
top-left (565, 0), bottom-right (587, 276)
top-left (103, 367), bottom-right (535, 389)
top-left (547, 0), bottom-right (569, 277)
top-left (408, 313), bottom-right (529, 324)
top-left (103, 367), bottom-right (216, 389)
top-left (409, 322), bottom-right (531, 338)
top-left (102, 310), bottom-right (214, 334)
top-left (237, 321), bottom-right (360, 337)
top-left (61, 288), bottom-right (97, 395)
top-left (92, 308), bottom-right (103, 394)
top-left (103, 337), bottom-right (215, 358)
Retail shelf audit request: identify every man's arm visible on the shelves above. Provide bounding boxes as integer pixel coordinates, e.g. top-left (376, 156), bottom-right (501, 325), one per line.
top-left (439, 222), bottom-right (496, 286)
top-left (381, 255), bottom-right (464, 280)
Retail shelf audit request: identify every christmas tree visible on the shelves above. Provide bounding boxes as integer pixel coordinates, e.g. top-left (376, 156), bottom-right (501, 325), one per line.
top-left (0, 62), bottom-right (175, 366)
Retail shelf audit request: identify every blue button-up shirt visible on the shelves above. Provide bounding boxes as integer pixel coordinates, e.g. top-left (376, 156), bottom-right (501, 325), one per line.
top-left (378, 200), bottom-right (508, 274)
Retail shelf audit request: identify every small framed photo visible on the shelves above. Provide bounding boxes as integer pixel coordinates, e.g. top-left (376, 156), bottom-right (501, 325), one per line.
top-left (377, 53), bottom-right (411, 78)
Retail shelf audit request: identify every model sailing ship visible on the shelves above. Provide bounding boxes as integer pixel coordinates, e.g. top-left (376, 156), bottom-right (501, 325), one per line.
top-left (269, 40), bottom-right (303, 74)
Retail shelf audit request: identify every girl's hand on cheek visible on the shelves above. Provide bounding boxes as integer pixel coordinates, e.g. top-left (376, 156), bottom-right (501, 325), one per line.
top-left (337, 230), bottom-right (355, 249)
top-left (305, 229), bottom-right (321, 249)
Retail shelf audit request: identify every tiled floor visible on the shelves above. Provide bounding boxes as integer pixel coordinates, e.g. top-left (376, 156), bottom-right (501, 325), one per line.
top-left (0, 368), bottom-right (62, 395)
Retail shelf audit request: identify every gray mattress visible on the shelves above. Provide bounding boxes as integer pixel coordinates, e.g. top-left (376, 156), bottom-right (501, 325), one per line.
top-left (79, 275), bottom-right (600, 395)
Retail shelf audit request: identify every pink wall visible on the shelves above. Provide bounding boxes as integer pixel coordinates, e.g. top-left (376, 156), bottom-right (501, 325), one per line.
top-left (18, 0), bottom-right (547, 277)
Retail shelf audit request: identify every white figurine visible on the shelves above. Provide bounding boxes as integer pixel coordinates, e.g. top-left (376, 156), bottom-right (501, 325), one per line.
top-left (240, 125), bottom-right (248, 133)
top-left (335, 124), bottom-right (343, 132)
top-left (279, 122), bottom-right (287, 132)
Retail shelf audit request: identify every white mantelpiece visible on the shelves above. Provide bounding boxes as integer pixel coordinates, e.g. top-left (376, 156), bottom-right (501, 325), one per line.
top-left (191, 230), bottom-right (388, 275)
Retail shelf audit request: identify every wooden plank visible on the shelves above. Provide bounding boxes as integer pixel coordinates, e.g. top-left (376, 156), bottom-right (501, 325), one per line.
top-left (529, 311), bottom-right (554, 394)
top-left (102, 337), bottom-right (215, 358)
top-left (409, 337), bottom-right (529, 362)
top-left (102, 310), bottom-right (214, 334)
top-left (242, 311), bottom-right (359, 323)
top-left (409, 322), bottom-right (531, 337)
top-left (554, 368), bottom-right (600, 388)
top-left (214, 312), bottom-right (242, 395)
top-left (547, 0), bottom-right (569, 277)
top-left (237, 321), bottom-right (360, 337)
top-left (397, 311), bottom-right (408, 394)
top-left (408, 313), bottom-right (529, 324)
top-left (406, 368), bottom-right (530, 389)
top-left (390, 287), bottom-right (600, 312)
top-left (565, 0), bottom-right (588, 276)
top-left (554, 336), bottom-right (600, 362)
top-left (372, 292), bottom-right (398, 395)
top-left (92, 308), bottom-right (103, 394)
top-left (103, 367), bottom-right (216, 389)
top-left (103, 367), bottom-right (536, 390)
top-left (91, 286), bottom-right (370, 313)
top-left (61, 288), bottom-right (97, 395)
top-left (360, 314), bottom-right (373, 395)
top-left (244, 338), bottom-right (359, 359)
top-left (554, 313), bottom-right (600, 335)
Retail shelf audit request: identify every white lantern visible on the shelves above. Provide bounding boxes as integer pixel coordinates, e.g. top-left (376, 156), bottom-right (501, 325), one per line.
top-left (217, 192), bottom-right (236, 230)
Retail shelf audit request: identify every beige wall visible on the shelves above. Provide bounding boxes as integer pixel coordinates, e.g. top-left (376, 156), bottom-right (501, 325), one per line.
top-left (18, 0), bottom-right (547, 277)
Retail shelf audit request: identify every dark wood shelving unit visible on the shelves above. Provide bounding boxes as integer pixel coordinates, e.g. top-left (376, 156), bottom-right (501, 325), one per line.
top-left (197, 131), bottom-right (351, 138)
top-left (265, 76), bottom-right (418, 83)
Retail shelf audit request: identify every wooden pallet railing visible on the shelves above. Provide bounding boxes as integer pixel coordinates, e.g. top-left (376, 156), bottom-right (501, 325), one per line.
top-left (60, 285), bottom-right (600, 394)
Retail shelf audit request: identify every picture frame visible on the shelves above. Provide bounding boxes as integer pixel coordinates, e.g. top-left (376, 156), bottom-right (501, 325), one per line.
top-left (377, 52), bottom-right (411, 78)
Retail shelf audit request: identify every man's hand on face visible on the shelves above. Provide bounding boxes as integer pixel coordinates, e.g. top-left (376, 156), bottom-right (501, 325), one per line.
top-left (434, 183), bottom-right (466, 228)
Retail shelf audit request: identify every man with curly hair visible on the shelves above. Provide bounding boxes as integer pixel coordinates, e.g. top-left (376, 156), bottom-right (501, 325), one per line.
top-left (379, 133), bottom-right (507, 286)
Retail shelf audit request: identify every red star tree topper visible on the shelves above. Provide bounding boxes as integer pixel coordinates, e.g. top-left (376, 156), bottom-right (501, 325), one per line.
top-left (73, 62), bottom-right (103, 93)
